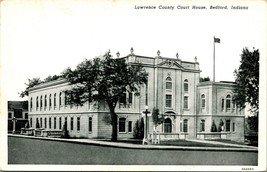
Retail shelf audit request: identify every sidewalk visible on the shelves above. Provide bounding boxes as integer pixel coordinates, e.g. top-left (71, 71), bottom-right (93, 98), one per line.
top-left (187, 139), bottom-right (258, 149)
top-left (8, 134), bottom-right (258, 152)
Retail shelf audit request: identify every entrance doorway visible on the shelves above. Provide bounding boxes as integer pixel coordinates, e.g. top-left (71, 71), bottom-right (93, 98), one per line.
top-left (164, 118), bottom-right (172, 133)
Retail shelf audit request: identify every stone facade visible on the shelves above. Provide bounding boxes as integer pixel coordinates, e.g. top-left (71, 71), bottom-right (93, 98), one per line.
top-left (28, 52), bottom-right (245, 142)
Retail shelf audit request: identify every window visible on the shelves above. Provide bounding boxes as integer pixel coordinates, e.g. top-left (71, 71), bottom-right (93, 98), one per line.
top-left (59, 117), bottom-right (62, 130)
top-left (44, 118), bottom-right (47, 128)
top-left (25, 113), bottom-right (28, 119)
top-left (184, 96), bottom-right (188, 109)
top-left (30, 98), bottom-right (33, 110)
top-left (36, 96), bottom-right (39, 110)
top-left (59, 92), bottom-right (62, 106)
top-left (64, 117), bottom-right (68, 129)
top-left (164, 118), bottom-right (172, 133)
top-left (201, 94), bottom-right (205, 108)
top-left (89, 117), bottom-right (92, 132)
top-left (166, 77), bottom-right (172, 90)
top-left (221, 98), bottom-right (224, 111)
top-left (54, 117), bottom-right (57, 129)
top-left (77, 117), bottom-right (80, 131)
top-left (226, 95), bottom-right (231, 112)
top-left (64, 93), bottom-right (67, 105)
top-left (14, 109), bottom-right (23, 118)
top-left (232, 100), bottom-right (236, 112)
top-left (200, 120), bottom-right (205, 132)
top-left (233, 122), bottom-right (235, 132)
top-left (30, 118), bottom-right (32, 127)
top-left (54, 93), bottom-right (57, 107)
top-left (40, 118), bottom-right (42, 128)
top-left (128, 121), bottom-right (132, 132)
top-left (119, 118), bottom-right (126, 132)
top-left (40, 96), bottom-right (43, 109)
top-left (183, 119), bottom-right (188, 133)
top-left (226, 120), bottom-right (230, 132)
top-left (36, 118), bottom-right (39, 128)
top-left (44, 95), bottom-right (47, 109)
top-left (184, 79), bottom-right (188, 92)
top-left (129, 92), bottom-right (133, 104)
top-left (166, 94), bottom-right (172, 108)
top-left (8, 113), bottom-right (12, 118)
top-left (49, 117), bottom-right (51, 129)
top-left (71, 117), bottom-right (73, 130)
top-left (49, 94), bottom-right (52, 107)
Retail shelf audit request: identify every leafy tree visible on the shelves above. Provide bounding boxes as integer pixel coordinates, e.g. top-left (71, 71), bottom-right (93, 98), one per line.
top-left (19, 78), bottom-right (43, 98)
top-left (19, 75), bottom-right (61, 98)
top-left (43, 75), bottom-right (61, 82)
top-left (233, 48), bottom-right (259, 113)
top-left (200, 76), bottom-right (210, 82)
top-left (62, 52), bottom-right (148, 141)
top-left (152, 108), bottom-right (163, 130)
top-left (247, 115), bottom-right (258, 132)
top-left (133, 118), bottom-right (144, 139)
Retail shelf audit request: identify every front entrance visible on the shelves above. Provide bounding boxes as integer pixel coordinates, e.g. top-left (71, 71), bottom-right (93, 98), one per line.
top-left (164, 118), bottom-right (172, 133)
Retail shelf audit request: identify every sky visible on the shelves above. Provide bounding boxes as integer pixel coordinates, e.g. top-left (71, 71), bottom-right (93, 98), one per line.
top-left (1, 0), bottom-right (266, 101)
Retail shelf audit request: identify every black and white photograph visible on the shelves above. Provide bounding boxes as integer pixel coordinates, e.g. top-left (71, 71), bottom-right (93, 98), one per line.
top-left (0, 0), bottom-right (266, 171)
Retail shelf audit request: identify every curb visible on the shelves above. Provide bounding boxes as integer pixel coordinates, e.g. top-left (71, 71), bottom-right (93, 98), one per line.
top-left (8, 134), bottom-right (258, 152)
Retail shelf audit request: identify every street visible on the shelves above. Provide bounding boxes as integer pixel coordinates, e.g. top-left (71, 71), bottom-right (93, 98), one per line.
top-left (8, 136), bottom-right (258, 165)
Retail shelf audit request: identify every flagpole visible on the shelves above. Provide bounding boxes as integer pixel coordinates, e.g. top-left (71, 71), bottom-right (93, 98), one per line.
top-left (213, 37), bottom-right (215, 82)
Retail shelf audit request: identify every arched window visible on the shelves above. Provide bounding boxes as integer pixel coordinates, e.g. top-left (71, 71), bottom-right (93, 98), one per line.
top-left (226, 95), bottom-right (231, 112)
top-left (201, 94), bottom-right (205, 108)
top-left (40, 96), bottom-right (43, 109)
top-left (59, 92), bottom-right (62, 106)
top-left (221, 98), bottom-right (225, 112)
top-left (36, 96), bottom-right (39, 110)
top-left (119, 118), bottom-right (126, 132)
top-left (54, 93), bottom-right (57, 108)
top-left (44, 95), bottom-right (47, 109)
top-left (184, 79), bottom-right (188, 92)
top-left (164, 118), bottom-right (172, 133)
top-left (88, 117), bottom-right (92, 132)
top-left (166, 77), bottom-right (172, 90)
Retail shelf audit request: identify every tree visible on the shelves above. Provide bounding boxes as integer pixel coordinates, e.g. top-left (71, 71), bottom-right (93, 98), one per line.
top-left (152, 108), bottom-right (163, 130)
top-left (199, 76), bottom-right (210, 82)
top-left (19, 78), bottom-right (43, 98)
top-left (19, 75), bottom-right (61, 98)
top-left (62, 52), bottom-right (148, 141)
top-left (233, 48), bottom-right (259, 113)
top-left (247, 115), bottom-right (258, 132)
top-left (133, 118), bottom-right (145, 139)
top-left (43, 75), bottom-right (61, 82)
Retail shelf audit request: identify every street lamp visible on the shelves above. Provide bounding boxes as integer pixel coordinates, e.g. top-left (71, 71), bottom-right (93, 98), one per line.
top-left (142, 105), bottom-right (150, 144)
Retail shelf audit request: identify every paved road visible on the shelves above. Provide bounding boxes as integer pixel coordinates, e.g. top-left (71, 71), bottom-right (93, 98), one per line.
top-left (8, 136), bottom-right (258, 165)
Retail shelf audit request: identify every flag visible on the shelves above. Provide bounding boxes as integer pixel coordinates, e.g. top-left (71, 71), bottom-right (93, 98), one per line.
top-left (214, 37), bottom-right (220, 43)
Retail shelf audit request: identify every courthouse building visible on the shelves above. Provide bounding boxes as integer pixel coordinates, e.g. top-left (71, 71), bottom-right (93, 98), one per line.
top-left (28, 50), bottom-right (245, 142)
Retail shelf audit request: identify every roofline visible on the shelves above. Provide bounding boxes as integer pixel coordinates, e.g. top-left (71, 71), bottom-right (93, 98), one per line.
top-left (28, 79), bottom-right (69, 91)
top-left (198, 81), bottom-right (237, 87)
